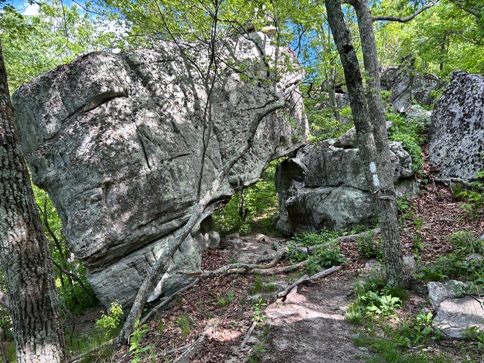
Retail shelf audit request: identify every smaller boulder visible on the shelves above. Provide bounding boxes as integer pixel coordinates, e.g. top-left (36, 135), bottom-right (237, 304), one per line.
top-left (428, 280), bottom-right (484, 339)
top-left (276, 127), bottom-right (417, 234)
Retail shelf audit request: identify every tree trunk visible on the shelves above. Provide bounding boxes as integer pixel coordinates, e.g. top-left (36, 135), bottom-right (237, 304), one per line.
top-left (351, 0), bottom-right (406, 287)
top-left (324, 0), bottom-right (407, 287)
top-left (0, 39), bottom-right (66, 363)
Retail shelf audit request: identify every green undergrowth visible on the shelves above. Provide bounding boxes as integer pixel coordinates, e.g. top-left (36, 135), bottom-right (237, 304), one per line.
top-left (387, 112), bottom-right (426, 173)
top-left (213, 160), bottom-right (280, 236)
top-left (346, 274), bottom-right (449, 362)
top-left (453, 169), bottom-right (484, 218)
top-left (355, 231), bottom-right (383, 260)
top-left (347, 229), bottom-right (484, 362)
top-left (288, 229), bottom-right (349, 275)
top-left (416, 231), bottom-right (484, 288)
top-left (65, 302), bottom-right (123, 362)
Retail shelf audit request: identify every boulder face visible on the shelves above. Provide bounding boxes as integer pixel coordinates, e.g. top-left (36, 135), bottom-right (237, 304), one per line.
top-left (428, 280), bottom-right (484, 339)
top-left (13, 33), bottom-right (308, 308)
top-left (381, 65), bottom-right (440, 114)
top-left (276, 134), bottom-right (417, 234)
top-left (429, 71), bottom-right (484, 180)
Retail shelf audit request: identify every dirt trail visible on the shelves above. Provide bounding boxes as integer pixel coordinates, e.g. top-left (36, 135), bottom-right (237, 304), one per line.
top-left (261, 275), bottom-right (364, 363)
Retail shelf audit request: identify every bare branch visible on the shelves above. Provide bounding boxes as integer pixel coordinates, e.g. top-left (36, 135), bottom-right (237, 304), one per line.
top-left (50, 259), bottom-right (97, 301)
top-left (372, 0), bottom-right (439, 23)
top-left (450, 0), bottom-right (481, 19)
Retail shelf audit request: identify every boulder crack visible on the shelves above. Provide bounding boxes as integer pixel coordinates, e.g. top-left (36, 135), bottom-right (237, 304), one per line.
top-left (137, 131), bottom-right (152, 169)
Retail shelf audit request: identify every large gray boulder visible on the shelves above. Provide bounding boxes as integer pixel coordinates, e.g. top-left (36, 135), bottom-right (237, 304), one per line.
top-left (429, 71), bottom-right (484, 180)
top-left (13, 33), bottom-right (308, 308)
top-left (276, 132), bottom-right (417, 234)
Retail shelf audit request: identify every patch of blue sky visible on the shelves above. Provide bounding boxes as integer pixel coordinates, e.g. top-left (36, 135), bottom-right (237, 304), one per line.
top-left (6, 0), bottom-right (86, 15)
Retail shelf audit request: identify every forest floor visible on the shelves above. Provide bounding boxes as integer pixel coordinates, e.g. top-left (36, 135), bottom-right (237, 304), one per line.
top-left (74, 164), bottom-right (484, 363)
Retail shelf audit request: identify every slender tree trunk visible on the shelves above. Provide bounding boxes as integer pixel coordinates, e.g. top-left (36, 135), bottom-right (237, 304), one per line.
top-left (0, 39), bottom-right (66, 362)
top-left (325, 0), bottom-right (407, 287)
top-left (351, 0), bottom-right (406, 287)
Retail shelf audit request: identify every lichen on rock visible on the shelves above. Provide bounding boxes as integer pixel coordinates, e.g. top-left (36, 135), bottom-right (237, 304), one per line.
top-left (12, 33), bottom-right (308, 308)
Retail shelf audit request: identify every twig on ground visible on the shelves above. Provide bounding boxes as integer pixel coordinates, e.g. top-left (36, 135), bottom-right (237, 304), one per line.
top-left (172, 333), bottom-right (206, 363)
top-left (240, 321), bottom-right (257, 350)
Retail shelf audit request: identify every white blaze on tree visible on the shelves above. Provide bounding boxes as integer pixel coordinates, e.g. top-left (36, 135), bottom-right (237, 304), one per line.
top-left (324, 0), bottom-right (407, 287)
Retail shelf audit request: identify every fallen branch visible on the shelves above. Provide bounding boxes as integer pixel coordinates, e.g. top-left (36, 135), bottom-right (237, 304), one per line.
top-left (252, 260), bottom-right (309, 275)
top-left (240, 321), bottom-right (257, 350)
top-left (179, 259), bottom-right (310, 277)
top-left (334, 228), bottom-right (381, 243)
top-left (68, 339), bottom-right (116, 363)
top-left (172, 333), bottom-right (206, 363)
top-left (308, 265), bottom-right (342, 280)
top-left (140, 278), bottom-right (200, 326)
top-left (116, 89), bottom-right (287, 345)
top-left (181, 228), bottom-right (377, 279)
top-left (292, 228), bottom-right (381, 254)
top-left (276, 265), bottom-right (342, 299)
top-left (276, 274), bottom-right (309, 299)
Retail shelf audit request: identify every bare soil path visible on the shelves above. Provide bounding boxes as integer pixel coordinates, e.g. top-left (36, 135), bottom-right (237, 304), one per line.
top-left (261, 275), bottom-right (364, 363)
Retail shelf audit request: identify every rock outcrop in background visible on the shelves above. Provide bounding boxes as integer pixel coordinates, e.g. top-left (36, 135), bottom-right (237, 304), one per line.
top-left (429, 71), bottom-right (484, 180)
top-left (381, 63), bottom-right (440, 117)
top-left (276, 129), bottom-right (417, 234)
top-left (13, 33), bottom-right (308, 308)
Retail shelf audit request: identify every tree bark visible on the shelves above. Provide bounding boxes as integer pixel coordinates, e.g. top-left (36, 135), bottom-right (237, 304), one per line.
top-left (0, 39), bottom-right (66, 362)
top-left (352, 0), bottom-right (406, 287)
top-left (325, 0), bottom-right (407, 287)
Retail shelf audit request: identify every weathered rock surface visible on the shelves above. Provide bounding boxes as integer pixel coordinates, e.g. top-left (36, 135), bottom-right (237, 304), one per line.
top-left (381, 65), bottom-right (440, 114)
top-left (429, 71), bottom-right (484, 180)
top-left (276, 130), bottom-right (417, 234)
top-left (13, 33), bottom-right (308, 308)
top-left (428, 280), bottom-right (484, 339)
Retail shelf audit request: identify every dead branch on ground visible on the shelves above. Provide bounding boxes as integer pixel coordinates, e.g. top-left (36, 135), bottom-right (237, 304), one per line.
top-left (277, 265), bottom-right (342, 300)
top-left (172, 334), bottom-right (206, 363)
top-left (140, 278), bottom-right (200, 326)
